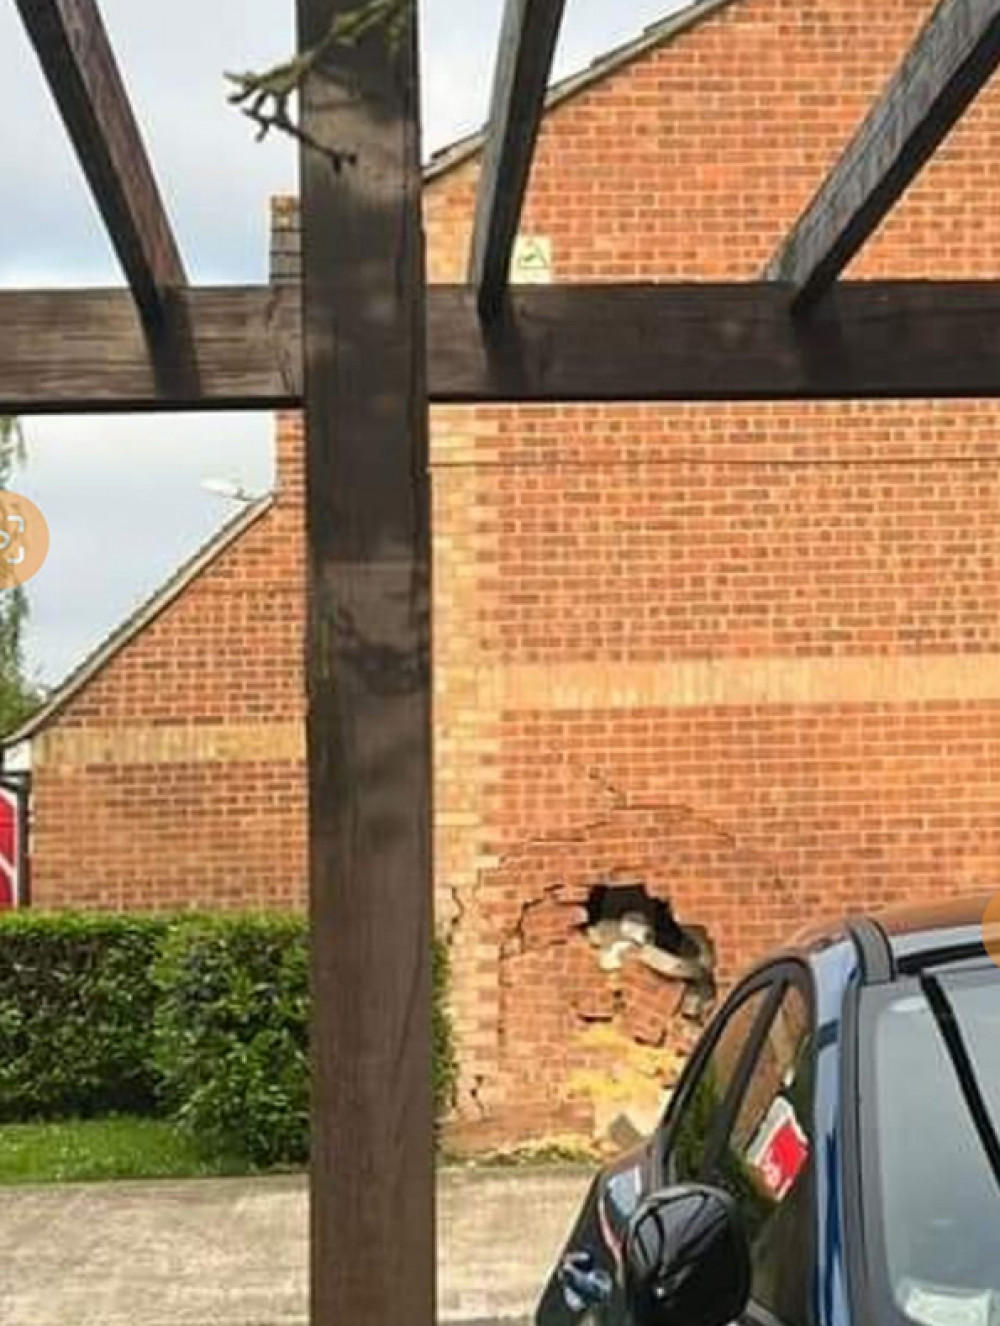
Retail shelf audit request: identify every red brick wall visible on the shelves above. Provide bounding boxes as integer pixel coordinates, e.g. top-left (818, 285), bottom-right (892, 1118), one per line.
top-left (28, 415), bottom-right (307, 911)
top-left (26, 0), bottom-right (1000, 1148)
top-left (428, 0), bottom-right (1000, 1147)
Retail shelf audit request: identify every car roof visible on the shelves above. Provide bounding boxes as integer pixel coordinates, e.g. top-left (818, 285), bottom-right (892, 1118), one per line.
top-left (791, 892), bottom-right (996, 982)
top-left (869, 892), bottom-right (994, 974)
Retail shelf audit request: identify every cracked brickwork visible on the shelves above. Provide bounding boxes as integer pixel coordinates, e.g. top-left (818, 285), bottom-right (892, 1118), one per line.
top-left (23, 0), bottom-right (1000, 1147)
top-left (445, 800), bottom-right (780, 1149)
top-left (430, 0), bottom-right (1000, 1147)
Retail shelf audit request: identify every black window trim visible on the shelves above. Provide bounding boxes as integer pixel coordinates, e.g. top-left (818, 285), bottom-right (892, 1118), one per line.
top-left (659, 958), bottom-right (815, 1187)
top-left (657, 966), bottom-right (776, 1180)
top-left (840, 964), bottom-right (867, 1326)
top-left (700, 977), bottom-right (786, 1182)
top-left (659, 957), bottom-right (817, 1326)
top-left (736, 960), bottom-right (817, 1326)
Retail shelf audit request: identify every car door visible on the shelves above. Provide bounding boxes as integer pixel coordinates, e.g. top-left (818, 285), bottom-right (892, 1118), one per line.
top-left (536, 965), bottom-right (816, 1326)
top-left (536, 972), bottom-right (781, 1326)
top-left (660, 963), bottom-right (817, 1326)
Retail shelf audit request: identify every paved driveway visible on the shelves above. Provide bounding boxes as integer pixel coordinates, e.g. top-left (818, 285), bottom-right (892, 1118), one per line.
top-left (0, 1167), bottom-right (591, 1326)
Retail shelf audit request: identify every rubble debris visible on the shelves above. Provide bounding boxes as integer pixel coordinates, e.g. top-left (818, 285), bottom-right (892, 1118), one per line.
top-left (453, 800), bottom-right (781, 1154)
top-left (583, 882), bottom-right (714, 990)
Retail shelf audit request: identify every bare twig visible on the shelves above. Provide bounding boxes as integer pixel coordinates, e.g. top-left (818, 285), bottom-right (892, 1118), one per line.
top-left (225, 0), bottom-right (412, 162)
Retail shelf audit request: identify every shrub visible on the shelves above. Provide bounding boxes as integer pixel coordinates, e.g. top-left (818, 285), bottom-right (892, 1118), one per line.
top-left (0, 910), bottom-right (456, 1168)
top-left (154, 916), bottom-right (456, 1167)
top-left (153, 915), bottom-right (309, 1168)
top-left (432, 940), bottom-right (457, 1122)
top-left (0, 912), bottom-right (168, 1121)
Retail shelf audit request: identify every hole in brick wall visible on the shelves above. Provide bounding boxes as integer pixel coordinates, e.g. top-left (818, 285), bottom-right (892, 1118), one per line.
top-left (582, 880), bottom-right (711, 984)
top-left (584, 883), bottom-right (692, 959)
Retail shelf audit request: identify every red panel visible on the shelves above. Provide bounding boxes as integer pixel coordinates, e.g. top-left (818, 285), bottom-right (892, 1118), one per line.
top-left (0, 793), bottom-right (16, 869)
top-left (0, 791), bottom-right (19, 910)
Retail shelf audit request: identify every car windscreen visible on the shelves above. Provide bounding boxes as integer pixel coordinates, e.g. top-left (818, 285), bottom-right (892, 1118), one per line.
top-left (861, 965), bottom-right (1000, 1326)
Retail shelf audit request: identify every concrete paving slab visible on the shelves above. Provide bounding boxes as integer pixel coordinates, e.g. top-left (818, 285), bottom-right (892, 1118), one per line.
top-left (0, 1167), bottom-right (593, 1326)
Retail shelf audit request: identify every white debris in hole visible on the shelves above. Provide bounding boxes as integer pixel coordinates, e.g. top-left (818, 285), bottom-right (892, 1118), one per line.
top-left (588, 910), bottom-right (653, 971)
top-left (584, 886), bottom-right (712, 989)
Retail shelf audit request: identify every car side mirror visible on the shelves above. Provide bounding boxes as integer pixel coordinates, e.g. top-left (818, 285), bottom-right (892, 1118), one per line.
top-left (624, 1184), bottom-right (751, 1326)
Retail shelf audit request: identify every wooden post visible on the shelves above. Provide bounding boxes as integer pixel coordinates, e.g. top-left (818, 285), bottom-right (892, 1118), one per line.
top-left (296, 3), bottom-right (434, 1326)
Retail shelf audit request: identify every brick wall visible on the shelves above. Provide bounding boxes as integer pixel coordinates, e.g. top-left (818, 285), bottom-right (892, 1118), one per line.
top-left (428, 0), bottom-right (1000, 1149)
top-left (25, 0), bottom-right (1000, 1149)
top-left (28, 414), bottom-right (308, 911)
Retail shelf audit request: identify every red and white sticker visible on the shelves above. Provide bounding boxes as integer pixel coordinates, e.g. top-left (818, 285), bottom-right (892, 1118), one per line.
top-left (745, 1096), bottom-right (809, 1200)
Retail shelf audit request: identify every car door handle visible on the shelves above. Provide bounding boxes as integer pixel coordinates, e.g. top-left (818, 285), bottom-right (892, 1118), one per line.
top-left (558, 1251), bottom-right (613, 1312)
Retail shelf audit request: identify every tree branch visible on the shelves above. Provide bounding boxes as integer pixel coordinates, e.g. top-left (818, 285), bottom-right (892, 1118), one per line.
top-left (225, 0), bottom-right (412, 164)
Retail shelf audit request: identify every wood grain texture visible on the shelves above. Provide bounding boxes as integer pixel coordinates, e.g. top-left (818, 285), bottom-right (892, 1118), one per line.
top-left (0, 286), bottom-right (298, 413)
top-left (14, 0), bottom-right (186, 324)
top-left (428, 282), bottom-right (1000, 401)
top-left (765, 0), bottom-right (1000, 307)
top-left (468, 0), bottom-right (568, 319)
top-left (9, 282), bottom-right (1000, 409)
top-left (296, 4), bottom-right (435, 1326)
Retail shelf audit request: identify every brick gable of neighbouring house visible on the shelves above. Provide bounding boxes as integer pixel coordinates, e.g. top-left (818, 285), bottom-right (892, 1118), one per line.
top-left (13, 419), bottom-right (307, 912)
top-left (20, 0), bottom-right (1000, 1150)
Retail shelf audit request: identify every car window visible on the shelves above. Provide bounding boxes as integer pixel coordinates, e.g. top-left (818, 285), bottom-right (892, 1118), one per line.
top-left (714, 980), bottom-right (814, 1324)
top-left (863, 969), bottom-right (1000, 1326)
top-left (666, 984), bottom-right (771, 1186)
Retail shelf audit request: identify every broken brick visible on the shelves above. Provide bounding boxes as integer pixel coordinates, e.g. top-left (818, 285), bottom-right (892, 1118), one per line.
top-left (519, 897), bottom-right (587, 951)
top-left (620, 957), bottom-right (687, 1047)
top-left (563, 935), bottom-right (617, 1021)
top-left (572, 978), bottom-right (618, 1023)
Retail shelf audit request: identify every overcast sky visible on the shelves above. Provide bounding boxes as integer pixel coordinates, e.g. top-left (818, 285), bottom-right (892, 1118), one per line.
top-left (0, 0), bottom-right (684, 686)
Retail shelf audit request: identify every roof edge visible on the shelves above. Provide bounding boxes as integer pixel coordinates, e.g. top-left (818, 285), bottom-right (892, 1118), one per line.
top-left (424, 0), bottom-right (743, 183)
top-left (270, 0), bottom-right (742, 221)
top-left (5, 495), bottom-right (275, 748)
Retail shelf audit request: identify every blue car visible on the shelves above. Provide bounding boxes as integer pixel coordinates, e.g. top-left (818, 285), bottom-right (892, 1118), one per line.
top-left (537, 894), bottom-right (1000, 1326)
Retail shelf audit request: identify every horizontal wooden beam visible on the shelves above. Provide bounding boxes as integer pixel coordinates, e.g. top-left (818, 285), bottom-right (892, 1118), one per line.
top-left (765, 0), bottom-right (1000, 308)
top-left (9, 282), bottom-right (1000, 410)
top-left (0, 286), bottom-right (297, 413)
top-left (469, 0), bottom-right (568, 319)
top-left (15, 0), bottom-right (186, 325)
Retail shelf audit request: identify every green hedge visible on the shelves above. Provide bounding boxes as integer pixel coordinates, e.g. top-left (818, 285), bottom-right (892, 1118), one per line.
top-left (432, 941), bottom-right (458, 1125)
top-left (0, 913), bottom-right (168, 1122)
top-left (0, 911), bottom-right (456, 1168)
top-left (153, 916), bottom-right (310, 1168)
top-left (153, 918), bottom-right (457, 1167)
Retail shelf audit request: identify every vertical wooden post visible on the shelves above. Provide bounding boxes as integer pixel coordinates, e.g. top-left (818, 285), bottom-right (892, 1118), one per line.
top-left (296, 4), bottom-right (434, 1326)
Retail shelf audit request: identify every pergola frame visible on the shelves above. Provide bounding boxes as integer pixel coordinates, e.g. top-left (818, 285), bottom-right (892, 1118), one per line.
top-left (6, 0), bottom-right (1000, 1324)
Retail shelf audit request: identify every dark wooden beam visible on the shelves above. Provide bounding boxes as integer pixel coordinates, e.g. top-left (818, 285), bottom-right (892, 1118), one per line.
top-left (0, 286), bottom-right (297, 413)
top-left (429, 282), bottom-right (1000, 401)
top-left (296, 4), bottom-right (434, 1326)
top-left (765, 0), bottom-right (1000, 308)
top-left (468, 0), bottom-right (568, 319)
top-left (11, 281), bottom-right (1000, 409)
top-left (15, 0), bottom-right (186, 325)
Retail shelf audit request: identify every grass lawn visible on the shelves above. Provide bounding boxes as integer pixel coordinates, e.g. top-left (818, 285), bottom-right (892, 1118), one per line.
top-left (0, 1117), bottom-right (259, 1185)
